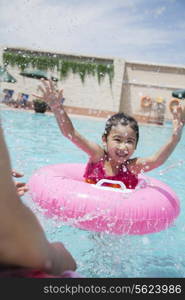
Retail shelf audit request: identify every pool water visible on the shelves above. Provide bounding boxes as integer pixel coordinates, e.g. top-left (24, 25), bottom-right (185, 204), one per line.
top-left (1, 107), bottom-right (185, 278)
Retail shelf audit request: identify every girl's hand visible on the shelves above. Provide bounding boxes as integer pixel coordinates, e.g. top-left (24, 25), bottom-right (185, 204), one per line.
top-left (33, 79), bottom-right (64, 110)
top-left (171, 103), bottom-right (185, 138)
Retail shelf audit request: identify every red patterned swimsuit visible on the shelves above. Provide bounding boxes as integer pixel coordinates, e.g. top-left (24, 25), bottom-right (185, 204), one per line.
top-left (84, 159), bottom-right (138, 189)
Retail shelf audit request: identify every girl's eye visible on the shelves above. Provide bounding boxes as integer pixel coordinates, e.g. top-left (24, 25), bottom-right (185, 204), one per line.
top-left (127, 140), bottom-right (134, 144)
top-left (114, 138), bottom-right (121, 142)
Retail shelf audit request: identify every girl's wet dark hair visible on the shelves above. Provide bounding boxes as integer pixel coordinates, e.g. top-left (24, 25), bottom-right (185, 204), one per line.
top-left (103, 112), bottom-right (139, 146)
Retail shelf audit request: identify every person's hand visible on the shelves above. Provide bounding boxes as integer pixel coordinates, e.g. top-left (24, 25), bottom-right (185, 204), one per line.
top-left (45, 242), bottom-right (77, 275)
top-left (14, 182), bottom-right (29, 197)
top-left (12, 170), bottom-right (24, 177)
top-left (12, 170), bottom-right (29, 196)
top-left (33, 79), bottom-right (64, 110)
top-left (171, 103), bottom-right (185, 138)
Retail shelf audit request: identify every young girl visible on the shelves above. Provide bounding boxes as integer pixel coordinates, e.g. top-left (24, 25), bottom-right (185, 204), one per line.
top-left (35, 79), bottom-right (184, 189)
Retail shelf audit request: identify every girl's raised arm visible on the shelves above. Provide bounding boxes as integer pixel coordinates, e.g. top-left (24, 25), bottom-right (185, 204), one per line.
top-left (130, 104), bottom-right (185, 175)
top-left (34, 79), bottom-right (103, 162)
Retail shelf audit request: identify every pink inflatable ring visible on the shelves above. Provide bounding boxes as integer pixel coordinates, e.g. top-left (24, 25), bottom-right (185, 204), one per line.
top-left (28, 163), bottom-right (180, 235)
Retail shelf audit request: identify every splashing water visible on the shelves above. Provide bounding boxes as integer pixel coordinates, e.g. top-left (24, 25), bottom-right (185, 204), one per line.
top-left (1, 108), bottom-right (185, 278)
top-left (159, 160), bottom-right (184, 176)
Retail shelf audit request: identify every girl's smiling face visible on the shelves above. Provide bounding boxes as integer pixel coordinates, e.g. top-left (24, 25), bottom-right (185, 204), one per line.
top-left (103, 124), bottom-right (137, 164)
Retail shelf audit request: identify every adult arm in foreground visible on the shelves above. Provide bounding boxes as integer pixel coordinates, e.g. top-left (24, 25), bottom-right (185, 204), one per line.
top-left (0, 125), bottom-right (76, 275)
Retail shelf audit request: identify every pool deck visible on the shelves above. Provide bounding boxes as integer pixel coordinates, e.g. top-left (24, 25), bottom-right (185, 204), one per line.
top-left (0, 102), bottom-right (170, 127)
top-left (0, 103), bottom-right (107, 121)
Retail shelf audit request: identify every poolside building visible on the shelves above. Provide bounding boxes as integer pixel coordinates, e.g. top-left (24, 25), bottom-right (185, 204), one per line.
top-left (0, 45), bottom-right (185, 124)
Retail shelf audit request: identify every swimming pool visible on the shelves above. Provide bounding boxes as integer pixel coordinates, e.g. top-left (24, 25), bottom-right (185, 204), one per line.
top-left (1, 107), bottom-right (185, 278)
